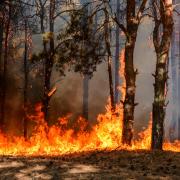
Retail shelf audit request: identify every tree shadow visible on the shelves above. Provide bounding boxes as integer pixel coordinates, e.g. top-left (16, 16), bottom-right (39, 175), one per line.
top-left (0, 150), bottom-right (180, 179)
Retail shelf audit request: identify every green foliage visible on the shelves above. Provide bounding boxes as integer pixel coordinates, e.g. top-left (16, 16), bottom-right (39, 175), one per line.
top-left (56, 6), bottom-right (106, 78)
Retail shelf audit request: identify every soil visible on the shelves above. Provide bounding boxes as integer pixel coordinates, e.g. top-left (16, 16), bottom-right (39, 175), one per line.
top-left (0, 150), bottom-right (180, 179)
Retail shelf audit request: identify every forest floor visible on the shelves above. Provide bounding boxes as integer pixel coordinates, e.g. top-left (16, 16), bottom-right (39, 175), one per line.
top-left (0, 150), bottom-right (180, 180)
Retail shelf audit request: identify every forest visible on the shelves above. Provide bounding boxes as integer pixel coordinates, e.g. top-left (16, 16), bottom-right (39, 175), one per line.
top-left (0, 0), bottom-right (180, 179)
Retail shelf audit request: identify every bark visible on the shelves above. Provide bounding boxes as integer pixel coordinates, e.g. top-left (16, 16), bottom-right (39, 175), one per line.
top-left (120, 0), bottom-right (148, 145)
top-left (104, 3), bottom-right (115, 112)
top-left (174, 0), bottom-right (180, 140)
top-left (121, 0), bottom-right (138, 145)
top-left (178, 67), bottom-right (180, 140)
top-left (0, 2), bottom-right (11, 131)
top-left (0, 22), bottom-right (3, 118)
top-left (82, 75), bottom-right (89, 120)
top-left (151, 0), bottom-right (173, 150)
top-left (43, 0), bottom-right (55, 123)
top-left (23, 20), bottom-right (28, 139)
top-left (0, 22), bottom-right (3, 72)
top-left (122, 38), bottom-right (137, 145)
top-left (108, 56), bottom-right (115, 112)
top-left (114, 0), bottom-right (120, 105)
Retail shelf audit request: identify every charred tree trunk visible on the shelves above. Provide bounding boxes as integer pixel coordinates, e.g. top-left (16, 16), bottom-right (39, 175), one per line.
top-left (38, 0), bottom-right (50, 122)
top-left (151, 0), bottom-right (173, 150)
top-left (108, 56), bottom-right (115, 112)
top-left (0, 3), bottom-right (11, 131)
top-left (43, 0), bottom-right (55, 123)
top-left (121, 0), bottom-right (139, 145)
top-left (0, 22), bottom-right (3, 117)
top-left (104, 3), bottom-right (115, 112)
top-left (0, 22), bottom-right (3, 72)
top-left (119, 0), bottom-right (148, 145)
top-left (83, 75), bottom-right (89, 120)
top-left (122, 38), bottom-right (137, 145)
top-left (23, 20), bottom-right (28, 139)
top-left (114, 0), bottom-right (120, 105)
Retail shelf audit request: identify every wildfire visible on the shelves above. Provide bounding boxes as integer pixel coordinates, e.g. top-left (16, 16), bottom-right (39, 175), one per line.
top-left (0, 102), bottom-right (179, 156)
top-left (0, 49), bottom-right (179, 156)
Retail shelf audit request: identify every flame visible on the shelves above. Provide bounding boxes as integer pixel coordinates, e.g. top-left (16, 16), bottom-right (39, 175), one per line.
top-left (0, 101), bottom-right (179, 156)
top-left (0, 48), bottom-right (179, 156)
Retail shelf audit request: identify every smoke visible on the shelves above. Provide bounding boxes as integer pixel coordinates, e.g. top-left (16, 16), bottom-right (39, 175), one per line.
top-left (3, 17), bottom-right (174, 140)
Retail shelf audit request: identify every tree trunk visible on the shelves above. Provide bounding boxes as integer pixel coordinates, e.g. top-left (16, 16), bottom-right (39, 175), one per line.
top-left (151, 0), bottom-right (173, 150)
top-left (0, 3), bottom-right (11, 131)
top-left (108, 56), bottom-right (115, 111)
top-left (23, 20), bottom-right (28, 139)
top-left (83, 75), bottom-right (89, 120)
top-left (43, 0), bottom-right (55, 123)
top-left (0, 22), bottom-right (3, 121)
top-left (0, 22), bottom-right (3, 72)
top-left (178, 63), bottom-right (180, 140)
top-left (122, 38), bottom-right (137, 145)
top-left (174, 0), bottom-right (180, 140)
top-left (152, 53), bottom-right (168, 150)
top-left (114, 0), bottom-right (120, 105)
top-left (104, 3), bottom-right (115, 112)
top-left (121, 0), bottom-right (138, 145)
top-left (169, 15), bottom-right (178, 141)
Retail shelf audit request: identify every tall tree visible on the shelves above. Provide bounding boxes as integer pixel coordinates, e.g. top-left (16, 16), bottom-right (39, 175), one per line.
top-left (169, 0), bottom-right (178, 141)
top-left (81, 0), bottom-right (91, 120)
top-left (0, 0), bottom-right (11, 131)
top-left (114, 0), bottom-right (120, 105)
top-left (151, 0), bottom-right (173, 150)
top-left (23, 19), bottom-right (28, 139)
top-left (103, 0), bottom-right (115, 112)
top-left (43, 0), bottom-right (55, 123)
top-left (0, 2), bottom-right (5, 120)
top-left (113, 0), bottom-right (148, 145)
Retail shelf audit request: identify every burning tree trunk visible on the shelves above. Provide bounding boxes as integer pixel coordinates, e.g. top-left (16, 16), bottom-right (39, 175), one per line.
top-left (43, 0), bottom-right (55, 123)
top-left (151, 0), bottom-right (173, 150)
top-left (23, 19), bottom-right (28, 139)
top-left (0, 2), bottom-right (11, 131)
top-left (113, 0), bottom-right (147, 145)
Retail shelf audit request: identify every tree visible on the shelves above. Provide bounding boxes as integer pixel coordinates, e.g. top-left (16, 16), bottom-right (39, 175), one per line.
top-left (0, 1), bottom-right (5, 124)
top-left (82, 3), bottom-right (90, 120)
top-left (43, 0), bottom-right (55, 123)
top-left (0, 0), bottom-right (11, 131)
top-left (103, 0), bottom-right (115, 112)
top-left (151, 0), bottom-right (173, 150)
top-left (113, 0), bottom-right (148, 145)
top-left (114, 0), bottom-right (120, 105)
top-left (56, 6), bottom-right (106, 113)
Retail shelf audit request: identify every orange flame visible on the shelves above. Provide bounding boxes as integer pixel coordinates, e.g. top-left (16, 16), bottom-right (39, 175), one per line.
top-left (0, 102), bottom-right (179, 156)
top-left (0, 49), bottom-right (179, 156)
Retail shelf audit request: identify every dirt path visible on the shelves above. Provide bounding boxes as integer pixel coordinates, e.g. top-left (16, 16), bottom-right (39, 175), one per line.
top-left (0, 150), bottom-right (180, 179)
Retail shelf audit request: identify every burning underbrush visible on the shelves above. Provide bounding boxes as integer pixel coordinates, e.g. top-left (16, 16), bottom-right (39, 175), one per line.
top-left (0, 102), bottom-right (179, 156)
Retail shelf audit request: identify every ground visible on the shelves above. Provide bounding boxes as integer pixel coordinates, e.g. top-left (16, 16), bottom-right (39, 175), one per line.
top-left (0, 150), bottom-right (180, 179)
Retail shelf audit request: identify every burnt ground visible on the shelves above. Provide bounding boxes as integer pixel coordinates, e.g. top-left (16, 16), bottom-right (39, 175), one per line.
top-left (0, 150), bottom-right (180, 180)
